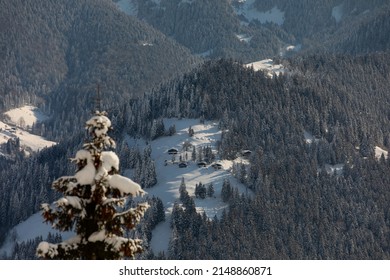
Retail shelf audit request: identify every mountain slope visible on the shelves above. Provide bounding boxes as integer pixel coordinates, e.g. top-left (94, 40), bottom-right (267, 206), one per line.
top-left (2, 53), bottom-right (390, 259)
top-left (122, 0), bottom-right (390, 60)
top-left (145, 56), bottom-right (390, 259)
top-left (0, 118), bottom-right (249, 258)
top-left (0, 0), bottom-right (198, 113)
top-left (123, 0), bottom-right (292, 61)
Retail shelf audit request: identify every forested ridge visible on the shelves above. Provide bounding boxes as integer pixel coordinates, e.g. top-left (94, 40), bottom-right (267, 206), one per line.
top-left (0, 0), bottom-right (199, 138)
top-left (152, 56), bottom-right (390, 259)
top-left (3, 52), bottom-right (390, 259)
top-left (127, 0), bottom-right (390, 60)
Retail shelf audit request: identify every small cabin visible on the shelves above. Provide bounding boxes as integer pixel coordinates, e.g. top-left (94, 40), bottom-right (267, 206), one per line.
top-left (167, 148), bottom-right (179, 155)
top-left (178, 162), bottom-right (188, 168)
top-left (211, 162), bottom-right (223, 170)
top-left (197, 161), bottom-right (207, 168)
top-left (241, 150), bottom-right (252, 157)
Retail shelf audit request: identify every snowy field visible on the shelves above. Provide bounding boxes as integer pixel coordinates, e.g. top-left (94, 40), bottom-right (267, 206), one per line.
top-left (375, 146), bottom-right (388, 160)
top-left (0, 105), bottom-right (55, 152)
top-left (245, 59), bottom-right (287, 77)
top-left (234, 1), bottom-right (285, 26)
top-left (4, 105), bottom-right (49, 128)
top-left (116, 0), bottom-right (138, 16)
top-left (128, 119), bottom-right (249, 253)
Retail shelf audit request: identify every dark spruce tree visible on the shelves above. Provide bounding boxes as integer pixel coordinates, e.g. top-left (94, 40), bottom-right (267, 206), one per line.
top-left (36, 111), bottom-right (149, 259)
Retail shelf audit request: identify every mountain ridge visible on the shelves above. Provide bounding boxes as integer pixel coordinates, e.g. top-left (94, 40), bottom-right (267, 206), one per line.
top-left (0, 0), bottom-right (199, 113)
top-left (122, 0), bottom-right (390, 60)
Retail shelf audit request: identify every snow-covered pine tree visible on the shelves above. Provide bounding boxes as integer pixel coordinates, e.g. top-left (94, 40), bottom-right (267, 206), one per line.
top-left (36, 111), bottom-right (149, 259)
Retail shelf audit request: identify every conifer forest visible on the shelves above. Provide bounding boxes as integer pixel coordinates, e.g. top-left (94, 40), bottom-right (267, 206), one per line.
top-left (1, 0), bottom-right (390, 260)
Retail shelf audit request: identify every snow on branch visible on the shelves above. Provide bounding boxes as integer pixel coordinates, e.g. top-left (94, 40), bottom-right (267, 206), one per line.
top-left (56, 196), bottom-right (83, 210)
top-left (113, 202), bottom-right (150, 229)
top-left (108, 174), bottom-right (147, 197)
top-left (37, 235), bottom-right (82, 259)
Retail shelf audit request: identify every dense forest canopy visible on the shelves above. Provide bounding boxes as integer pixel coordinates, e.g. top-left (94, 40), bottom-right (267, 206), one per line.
top-left (0, 0), bottom-right (199, 137)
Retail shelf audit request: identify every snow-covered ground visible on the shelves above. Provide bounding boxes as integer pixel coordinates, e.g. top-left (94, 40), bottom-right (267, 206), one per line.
top-left (375, 146), bottom-right (388, 160)
top-left (3, 105), bottom-right (49, 128)
top-left (324, 164), bottom-right (344, 175)
top-left (0, 106), bottom-right (55, 152)
top-left (0, 212), bottom-right (74, 256)
top-left (116, 0), bottom-right (138, 16)
top-left (234, 1), bottom-right (285, 26)
top-left (129, 118), bottom-right (249, 253)
top-left (245, 59), bottom-right (287, 77)
top-left (332, 4), bottom-right (344, 23)
top-left (236, 33), bottom-right (252, 43)
top-left (303, 130), bottom-right (319, 144)
top-left (0, 118), bottom-right (248, 257)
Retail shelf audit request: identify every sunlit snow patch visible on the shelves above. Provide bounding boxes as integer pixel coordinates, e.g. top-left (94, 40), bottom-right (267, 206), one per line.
top-left (0, 123), bottom-right (56, 153)
top-left (324, 164), bottom-right (344, 175)
top-left (332, 4), bottom-right (344, 23)
top-left (116, 0), bottom-right (138, 16)
top-left (236, 34), bottom-right (252, 43)
top-left (1, 105), bottom-right (56, 152)
top-left (4, 105), bottom-right (49, 128)
top-left (303, 130), bottom-right (320, 144)
top-left (245, 59), bottom-right (286, 78)
top-left (286, 44), bottom-right (301, 52)
top-left (375, 146), bottom-right (388, 160)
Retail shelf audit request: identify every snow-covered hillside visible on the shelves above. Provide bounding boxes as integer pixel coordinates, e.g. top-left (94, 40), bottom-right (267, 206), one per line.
top-left (375, 146), bottom-right (388, 160)
top-left (245, 59), bottom-right (287, 77)
top-left (116, 0), bottom-right (138, 16)
top-left (0, 118), bottom-right (249, 257)
top-left (136, 119), bottom-right (249, 253)
top-left (4, 105), bottom-right (49, 128)
top-left (0, 106), bottom-right (55, 153)
top-left (233, 0), bottom-right (285, 26)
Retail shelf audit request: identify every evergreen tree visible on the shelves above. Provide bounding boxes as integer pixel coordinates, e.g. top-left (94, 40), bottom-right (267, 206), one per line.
top-left (221, 179), bottom-right (232, 202)
top-left (191, 146), bottom-right (197, 162)
top-left (195, 182), bottom-right (207, 199)
top-left (207, 183), bottom-right (215, 198)
top-left (179, 177), bottom-right (190, 205)
top-left (36, 111), bottom-right (149, 259)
